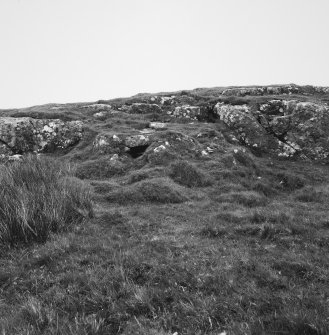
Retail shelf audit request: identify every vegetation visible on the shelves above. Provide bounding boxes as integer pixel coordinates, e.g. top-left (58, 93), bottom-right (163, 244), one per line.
top-left (0, 155), bottom-right (93, 245)
top-left (1, 88), bottom-right (329, 334)
top-left (168, 160), bottom-right (213, 187)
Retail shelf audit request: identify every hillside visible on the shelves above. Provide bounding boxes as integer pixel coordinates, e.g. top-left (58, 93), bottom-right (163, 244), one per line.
top-left (0, 84), bottom-right (329, 335)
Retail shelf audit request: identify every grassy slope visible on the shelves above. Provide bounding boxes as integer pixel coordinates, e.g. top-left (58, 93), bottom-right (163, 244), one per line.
top-left (1, 88), bottom-right (329, 334)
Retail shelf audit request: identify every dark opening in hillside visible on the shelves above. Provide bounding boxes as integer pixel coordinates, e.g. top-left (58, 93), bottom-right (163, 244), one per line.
top-left (127, 145), bottom-right (149, 158)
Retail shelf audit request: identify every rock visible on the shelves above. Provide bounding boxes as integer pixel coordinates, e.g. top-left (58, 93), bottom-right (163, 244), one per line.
top-left (160, 96), bottom-right (176, 105)
top-left (215, 100), bottom-right (329, 162)
top-left (215, 103), bottom-right (271, 149)
top-left (110, 154), bottom-right (119, 161)
top-left (201, 150), bottom-right (209, 156)
top-left (93, 112), bottom-right (107, 119)
top-left (169, 105), bottom-right (201, 120)
top-left (149, 122), bottom-right (167, 130)
top-left (124, 135), bottom-right (150, 148)
top-left (139, 129), bottom-right (155, 134)
top-left (0, 117), bottom-right (83, 155)
top-left (258, 100), bottom-right (329, 160)
top-left (8, 154), bottom-right (23, 161)
top-left (221, 85), bottom-right (329, 97)
top-left (153, 144), bottom-right (166, 153)
top-left (93, 134), bottom-right (124, 154)
top-left (128, 103), bottom-right (162, 114)
top-left (93, 133), bottom-right (152, 157)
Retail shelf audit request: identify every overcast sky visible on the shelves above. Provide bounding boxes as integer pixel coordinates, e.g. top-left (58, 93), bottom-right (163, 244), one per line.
top-left (0, 0), bottom-right (328, 108)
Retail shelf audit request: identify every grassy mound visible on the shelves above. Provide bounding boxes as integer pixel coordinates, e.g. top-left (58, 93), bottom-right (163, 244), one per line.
top-left (0, 156), bottom-right (93, 245)
top-left (168, 160), bottom-right (213, 187)
top-left (76, 157), bottom-right (126, 179)
top-left (106, 177), bottom-right (188, 204)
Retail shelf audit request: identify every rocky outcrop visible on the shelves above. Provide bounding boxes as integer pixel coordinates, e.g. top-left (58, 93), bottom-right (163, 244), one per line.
top-left (215, 101), bottom-right (329, 162)
top-left (0, 117), bottom-right (83, 157)
top-left (93, 129), bottom-right (205, 163)
top-left (168, 105), bottom-right (201, 120)
top-left (221, 85), bottom-right (329, 97)
top-left (93, 133), bottom-right (151, 155)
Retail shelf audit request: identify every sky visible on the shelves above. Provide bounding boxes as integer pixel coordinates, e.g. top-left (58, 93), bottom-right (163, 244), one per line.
top-left (0, 0), bottom-right (328, 108)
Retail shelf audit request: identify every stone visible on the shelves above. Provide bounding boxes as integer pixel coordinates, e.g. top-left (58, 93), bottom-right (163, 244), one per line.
top-left (0, 117), bottom-right (83, 155)
top-left (149, 122), bottom-right (167, 130)
top-left (215, 100), bottom-right (329, 161)
top-left (169, 105), bottom-right (201, 120)
top-left (93, 134), bottom-right (124, 154)
top-left (124, 135), bottom-right (150, 148)
top-left (153, 145), bottom-right (166, 153)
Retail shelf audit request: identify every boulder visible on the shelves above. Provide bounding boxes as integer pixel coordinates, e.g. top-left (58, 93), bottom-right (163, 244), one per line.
top-left (0, 117), bottom-right (83, 155)
top-left (258, 100), bottom-right (329, 160)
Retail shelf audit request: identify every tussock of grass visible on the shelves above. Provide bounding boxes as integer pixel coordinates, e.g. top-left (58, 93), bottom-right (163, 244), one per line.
top-left (0, 155), bottom-right (93, 245)
top-left (168, 160), bottom-right (213, 187)
top-left (106, 178), bottom-right (188, 204)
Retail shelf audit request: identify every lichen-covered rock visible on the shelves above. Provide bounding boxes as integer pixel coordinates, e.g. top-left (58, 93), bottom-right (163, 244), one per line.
top-left (124, 135), bottom-right (150, 148)
top-left (0, 117), bottom-right (83, 155)
top-left (215, 103), bottom-right (272, 149)
top-left (128, 103), bottom-right (162, 114)
top-left (93, 133), bottom-right (152, 156)
top-left (215, 100), bottom-right (329, 162)
top-left (221, 85), bottom-right (329, 97)
top-left (93, 134), bottom-right (124, 154)
top-left (148, 96), bottom-right (176, 105)
top-left (168, 105), bottom-right (201, 120)
top-left (258, 100), bottom-right (329, 160)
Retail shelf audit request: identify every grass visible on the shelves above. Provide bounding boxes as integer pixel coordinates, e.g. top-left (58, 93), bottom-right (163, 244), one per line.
top-left (167, 160), bottom-right (213, 187)
top-left (76, 156), bottom-right (127, 179)
top-left (1, 89), bottom-right (329, 334)
top-left (0, 155), bottom-right (93, 245)
top-left (105, 178), bottom-right (189, 204)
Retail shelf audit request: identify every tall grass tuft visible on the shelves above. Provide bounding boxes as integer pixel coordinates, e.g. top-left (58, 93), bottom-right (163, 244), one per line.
top-left (0, 155), bottom-right (93, 245)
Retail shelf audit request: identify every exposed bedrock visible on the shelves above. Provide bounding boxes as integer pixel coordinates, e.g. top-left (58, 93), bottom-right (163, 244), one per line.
top-left (0, 117), bottom-right (83, 157)
top-left (221, 85), bottom-right (329, 97)
top-left (215, 100), bottom-right (329, 161)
